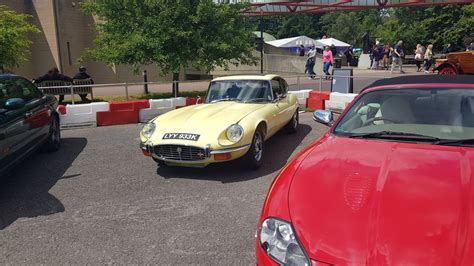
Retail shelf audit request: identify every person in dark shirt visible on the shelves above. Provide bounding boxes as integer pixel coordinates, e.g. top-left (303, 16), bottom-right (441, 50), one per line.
top-left (73, 66), bottom-right (94, 102)
top-left (33, 67), bottom-right (73, 103)
top-left (443, 43), bottom-right (451, 54)
top-left (344, 46), bottom-right (354, 66)
top-left (299, 45), bottom-right (305, 56)
top-left (330, 45), bottom-right (337, 58)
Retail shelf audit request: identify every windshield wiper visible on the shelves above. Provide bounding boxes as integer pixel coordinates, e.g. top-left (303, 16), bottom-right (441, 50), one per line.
top-left (434, 138), bottom-right (474, 146)
top-left (243, 98), bottom-right (270, 103)
top-left (347, 131), bottom-right (441, 142)
top-left (211, 98), bottom-right (241, 103)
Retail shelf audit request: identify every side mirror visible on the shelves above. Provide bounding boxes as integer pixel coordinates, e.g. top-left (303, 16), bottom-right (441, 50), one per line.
top-left (5, 98), bottom-right (26, 110)
top-left (313, 110), bottom-right (334, 126)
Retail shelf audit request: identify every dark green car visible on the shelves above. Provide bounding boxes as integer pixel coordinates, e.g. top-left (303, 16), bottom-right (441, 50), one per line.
top-left (0, 74), bottom-right (60, 176)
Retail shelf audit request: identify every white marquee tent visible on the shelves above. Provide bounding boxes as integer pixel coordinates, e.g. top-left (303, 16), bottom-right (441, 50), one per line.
top-left (266, 36), bottom-right (317, 48)
top-left (315, 38), bottom-right (351, 48)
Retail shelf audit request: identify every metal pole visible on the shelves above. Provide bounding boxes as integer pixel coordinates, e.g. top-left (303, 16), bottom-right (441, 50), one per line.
top-left (125, 83), bottom-right (129, 100)
top-left (319, 76), bottom-right (323, 92)
top-left (70, 84), bottom-right (75, 104)
top-left (143, 70), bottom-right (149, 94)
top-left (260, 16), bottom-right (264, 74)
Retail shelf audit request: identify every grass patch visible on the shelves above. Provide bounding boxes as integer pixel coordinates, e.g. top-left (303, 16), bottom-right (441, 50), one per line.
top-left (60, 90), bottom-right (207, 105)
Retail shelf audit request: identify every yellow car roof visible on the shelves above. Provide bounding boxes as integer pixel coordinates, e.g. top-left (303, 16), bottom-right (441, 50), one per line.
top-left (212, 74), bottom-right (280, 81)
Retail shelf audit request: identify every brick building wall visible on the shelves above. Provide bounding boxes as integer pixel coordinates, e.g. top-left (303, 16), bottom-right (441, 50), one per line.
top-left (1, 0), bottom-right (186, 83)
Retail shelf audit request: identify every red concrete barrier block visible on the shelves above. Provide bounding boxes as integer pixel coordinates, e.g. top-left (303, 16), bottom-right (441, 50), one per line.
top-left (185, 97), bottom-right (197, 106)
top-left (57, 105), bottom-right (66, 115)
top-left (109, 100), bottom-right (149, 112)
top-left (96, 110), bottom-right (138, 126)
top-left (309, 91), bottom-right (330, 101)
top-left (307, 98), bottom-right (325, 110)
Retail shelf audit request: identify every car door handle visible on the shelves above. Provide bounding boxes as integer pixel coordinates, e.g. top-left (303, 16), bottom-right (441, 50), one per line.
top-left (24, 112), bottom-right (33, 118)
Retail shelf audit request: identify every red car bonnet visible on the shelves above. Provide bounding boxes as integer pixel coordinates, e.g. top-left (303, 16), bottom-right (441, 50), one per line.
top-left (288, 135), bottom-right (474, 265)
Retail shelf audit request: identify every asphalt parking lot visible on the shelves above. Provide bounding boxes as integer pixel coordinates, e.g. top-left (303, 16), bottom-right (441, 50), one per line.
top-left (0, 112), bottom-right (327, 264)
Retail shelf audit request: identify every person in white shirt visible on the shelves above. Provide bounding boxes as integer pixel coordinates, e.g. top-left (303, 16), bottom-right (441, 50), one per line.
top-left (306, 44), bottom-right (317, 79)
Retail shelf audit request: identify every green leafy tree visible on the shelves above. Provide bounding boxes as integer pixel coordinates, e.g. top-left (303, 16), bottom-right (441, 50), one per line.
top-left (250, 3), bottom-right (473, 53)
top-left (0, 5), bottom-right (40, 73)
top-left (255, 14), bottom-right (325, 39)
top-left (82, 0), bottom-right (256, 81)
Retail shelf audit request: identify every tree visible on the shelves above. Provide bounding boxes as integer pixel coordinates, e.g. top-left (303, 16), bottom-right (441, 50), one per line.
top-left (248, 3), bottom-right (473, 53)
top-left (0, 5), bottom-right (40, 73)
top-left (82, 0), bottom-right (256, 82)
top-left (254, 14), bottom-right (325, 40)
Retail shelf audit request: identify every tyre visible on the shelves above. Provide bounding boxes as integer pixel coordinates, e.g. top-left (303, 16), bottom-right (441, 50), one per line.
top-left (243, 126), bottom-right (265, 170)
top-left (43, 115), bottom-right (61, 152)
top-left (285, 110), bottom-right (299, 134)
top-left (438, 65), bottom-right (458, 75)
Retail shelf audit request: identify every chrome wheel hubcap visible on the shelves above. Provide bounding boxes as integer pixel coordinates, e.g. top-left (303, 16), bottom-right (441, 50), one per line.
top-left (253, 132), bottom-right (263, 161)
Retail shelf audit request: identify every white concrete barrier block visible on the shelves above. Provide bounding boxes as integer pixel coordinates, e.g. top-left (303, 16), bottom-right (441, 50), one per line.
top-left (60, 113), bottom-right (96, 127)
top-left (60, 102), bottom-right (109, 127)
top-left (329, 92), bottom-right (358, 103)
top-left (325, 100), bottom-right (348, 112)
top-left (90, 102), bottom-right (110, 112)
top-left (65, 102), bottom-right (109, 115)
top-left (171, 97), bottom-right (186, 108)
top-left (149, 99), bottom-right (173, 109)
top-left (139, 107), bottom-right (173, 123)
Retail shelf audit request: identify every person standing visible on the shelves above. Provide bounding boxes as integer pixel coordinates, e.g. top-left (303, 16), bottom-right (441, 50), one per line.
top-left (299, 45), bottom-right (305, 56)
top-left (306, 44), bottom-right (317, 79)
top-left (73, 66), bottom-right (94, 102)
top-left (330, 45), bottom-right (337, 58)
top-left (383, 44), bottom-right (390, 70)
top-left (323, 46), bottom-right (334, 79)
top-left (414, 44), bottom-right (424, 72)
top-left (33, 67), bottom-right (73, 103)
top-left (345, 46), bottom-right (354, 66)
top-left (424, 44), bottom-right (434, 73)
top-left (443, 43), bottom-right (452, 54)
top-left (371, 44), bottom-right (381, 70)
top-left (391, 40), bottom-right (405, 74)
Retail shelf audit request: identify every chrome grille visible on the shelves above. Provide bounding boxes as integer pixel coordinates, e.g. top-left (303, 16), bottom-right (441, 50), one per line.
top-left (153, 145), bottom-right (207, 161)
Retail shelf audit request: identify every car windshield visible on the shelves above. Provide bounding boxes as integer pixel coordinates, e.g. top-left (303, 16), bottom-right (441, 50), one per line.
top-left (333, 87), bottom-right (474, 142)
top-left (205, 80), bottom-right (273, 103)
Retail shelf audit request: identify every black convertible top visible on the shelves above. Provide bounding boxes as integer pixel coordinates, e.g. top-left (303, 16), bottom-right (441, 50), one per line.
top-left (363, 75), bottom-right (474, 92)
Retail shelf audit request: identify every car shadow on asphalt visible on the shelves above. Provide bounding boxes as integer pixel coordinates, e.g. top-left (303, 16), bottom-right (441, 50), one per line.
top-left (0, 137), bottom-right (87, 230)
top-left (156, 123), bottom-right (312, 183)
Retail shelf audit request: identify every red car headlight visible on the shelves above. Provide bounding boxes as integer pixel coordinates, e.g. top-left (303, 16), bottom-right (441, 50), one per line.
top-left (259, 218), bottom-right (309, 266)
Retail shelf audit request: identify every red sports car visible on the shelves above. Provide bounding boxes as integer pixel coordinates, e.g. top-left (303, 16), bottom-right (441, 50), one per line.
top-left (256, 75), bottom-right (474, 265)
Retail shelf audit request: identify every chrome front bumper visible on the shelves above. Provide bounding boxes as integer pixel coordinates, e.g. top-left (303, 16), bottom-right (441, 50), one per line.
top-left (140, 142), bottom-right (250, 163)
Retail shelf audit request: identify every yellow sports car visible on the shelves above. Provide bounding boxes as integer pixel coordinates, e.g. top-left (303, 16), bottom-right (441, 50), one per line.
top-left (139, 74), bottom-right (299, 169)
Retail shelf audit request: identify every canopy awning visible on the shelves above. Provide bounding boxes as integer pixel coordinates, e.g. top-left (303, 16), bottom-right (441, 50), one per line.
top-left (315, 38), bottom-right (351, 48)
top-left (253, 31), bottom-right (277, 42)
top-left (266, 36), bottom-right (316, 48)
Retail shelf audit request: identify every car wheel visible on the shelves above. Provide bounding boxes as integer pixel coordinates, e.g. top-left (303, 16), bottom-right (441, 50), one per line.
top-left (438, 65), bottom-right (457, 75)
top-left (285, 110), bottom-right (299, 134)
top-left (243, 127), bottom-right (264, 170)
top-left (43, 116), bottom-right (61, 152)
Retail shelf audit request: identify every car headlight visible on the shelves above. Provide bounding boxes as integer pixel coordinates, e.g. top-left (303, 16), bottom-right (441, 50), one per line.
top-left (142, 123), bottom-right (156, 139)
top-left (226, 124), bottom-right (244, 143)
top-left (259, 218), bottom-right (309, 266)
